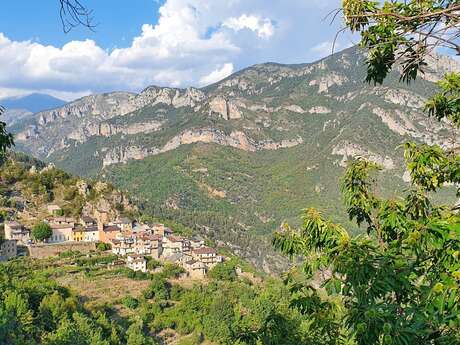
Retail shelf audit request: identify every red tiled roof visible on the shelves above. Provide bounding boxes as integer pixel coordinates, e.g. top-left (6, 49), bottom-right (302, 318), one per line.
top-left (193, 247), bottom-right (216, 255)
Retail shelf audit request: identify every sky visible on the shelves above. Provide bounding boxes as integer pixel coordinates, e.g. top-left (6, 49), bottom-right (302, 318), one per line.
top-left (0, 0), bottom-right (356, 101)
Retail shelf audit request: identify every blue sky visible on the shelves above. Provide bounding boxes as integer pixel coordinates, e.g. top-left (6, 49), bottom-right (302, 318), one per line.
top-left (0, 1), bottom-right (162, 49)
top-left (0, 0), bottom-right (354, 101)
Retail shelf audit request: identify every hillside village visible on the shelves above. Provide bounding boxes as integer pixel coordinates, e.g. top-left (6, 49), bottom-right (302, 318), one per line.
top-left (0, 154), bottom-right (224, 279)
top-left (2, 214), bottom-right (224, 279)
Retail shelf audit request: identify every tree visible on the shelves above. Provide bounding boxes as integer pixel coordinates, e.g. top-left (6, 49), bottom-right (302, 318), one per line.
top-left (0, 106), bottom-right (14, 156)
top-left (58, 0), bottom-right (95, 33)
top-left (341, 0), bottom-right (460, 84)
top-left (274, 1), bottom-right (460, 344)
top-left (32, 222), bottom-right (52, 242)
top-left (126, 319), bottom-right (157, 345)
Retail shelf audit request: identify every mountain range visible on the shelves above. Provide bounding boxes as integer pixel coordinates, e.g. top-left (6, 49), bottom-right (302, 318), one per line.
top-left (1, 93), bottom-right (66, 127)
top-left (7, 46), bottom-right (460, 272)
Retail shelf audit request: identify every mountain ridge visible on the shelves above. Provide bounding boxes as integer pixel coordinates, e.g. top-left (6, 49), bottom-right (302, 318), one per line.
top-left (7, 46), bottom-right (460, 272)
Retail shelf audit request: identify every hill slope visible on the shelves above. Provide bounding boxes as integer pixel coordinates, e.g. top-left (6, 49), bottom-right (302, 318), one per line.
top-left (9, 46), bottom-right (460, 271)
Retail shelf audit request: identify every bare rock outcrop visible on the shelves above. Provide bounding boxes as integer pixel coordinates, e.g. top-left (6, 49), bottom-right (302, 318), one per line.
top-left (209, 96), bottom-right (243, 120)
top-left (332, 141), bottom-right (395, 169)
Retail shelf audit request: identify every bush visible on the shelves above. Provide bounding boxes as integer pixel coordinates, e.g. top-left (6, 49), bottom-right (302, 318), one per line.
top-left (145, 256), bottom-right (161, 270)
top-left (208, 262), bottom-right (237, 282)
top-left (58, 250), bottom-right (80, 258)
top-left (96, 242), bottom-right (112, 251)
top-left (158, 263), bottom-right (185, 279)
top-left (32, 222), bottom-right (52, 242)
top-left (121, 296), bottom-right (139, 309)
top-left (143, 278), bottom-right (170, 300)
top-left (126, 269), bottom-right (151, 281)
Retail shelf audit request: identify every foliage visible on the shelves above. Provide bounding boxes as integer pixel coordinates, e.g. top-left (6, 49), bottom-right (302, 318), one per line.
top-left (342, 0), bottom-right (460, 84)
top-left (0, 260), bottom-right (126, 344)
top-left (121, 296), bottom-right (139, 309)
top-left (273, 4), bottom-right (460, 344)
top-left (0, 106), bottom-right (14, 155)
top-left (142, 278), bottom-right (170, 300)
top-left (208, 261), bottom-right (237, 282)
top-left (96, 242), bottom-right (112, 251)
top-left (32, 221), bottom-right (52, 242)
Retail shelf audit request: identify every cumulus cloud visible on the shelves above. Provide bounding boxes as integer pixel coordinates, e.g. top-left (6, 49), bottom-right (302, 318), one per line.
top-left (0, 0), bottom-right (348, 100)
top-left (199, 63), bottom-right (234, 86)
top-left (223, 14), bottom-right (275, 39)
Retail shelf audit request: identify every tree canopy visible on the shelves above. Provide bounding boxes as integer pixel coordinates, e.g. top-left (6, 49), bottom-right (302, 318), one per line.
top-left (273, 1), bottom-right (460, 344)
top-left (32, 222), bottom-right (53, 242)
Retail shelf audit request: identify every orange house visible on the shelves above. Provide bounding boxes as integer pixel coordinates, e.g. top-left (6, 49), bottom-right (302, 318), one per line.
top-left (99, 225), bottom-right (122, 243)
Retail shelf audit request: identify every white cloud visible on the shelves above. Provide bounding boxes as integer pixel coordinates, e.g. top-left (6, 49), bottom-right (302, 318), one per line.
top-left (0, 0), bottom-right (349, 101)
top-left (310, 40), bottom-right (355, 59)
top-left (199, 63), bottom-right (234, 86)
top-left (223, 14), bottom-right (275, 39)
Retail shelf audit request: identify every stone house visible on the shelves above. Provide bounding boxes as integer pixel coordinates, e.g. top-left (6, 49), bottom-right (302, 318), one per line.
top-left (111, 235), bottom-right (134, 256)
top-left (191, 247), bottom-right (223, 267)
top-left (152, 223), bottom-right (173, 237)
top-left (49, 224), bottom-right (74, 243)
top-left (82, 226), bottom-right (99, 242)
top-left (113, 218), bottom-right (133, 232)
top-left (162, 235), bottom-right (190, 257)
top-left (133, 234), bottom-right (163, 258)
top-left (190, 237), bottom-right (205, 249)
top-left (80, 216), bottom-right (97, 227)
top-left (183, 259), bottom-right (207, 279)
top-left (0, 240), bottom-right (17, 261)
top-left (47, 204), bottom-right (62, 215)
top-left (4, 221), bottom-right (29, 244)
top-left (126, 254), bottom-right (147, 272)
top-left (49, 217), bottom-right (76, 227)
top-left (99, 224), bottom-right (122, 243)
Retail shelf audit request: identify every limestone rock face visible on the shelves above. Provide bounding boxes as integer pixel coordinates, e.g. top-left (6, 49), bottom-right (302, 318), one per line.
top-left (332, 141), bottom-right (395, 169)
top-left (102, 146), bottom-right (160, 167)
top-left (209, 96), bottom-right (243, 120)
top-left (309, 106), bottom-right (331, 114)
top-left (309, 72), bottom-right (348, 93)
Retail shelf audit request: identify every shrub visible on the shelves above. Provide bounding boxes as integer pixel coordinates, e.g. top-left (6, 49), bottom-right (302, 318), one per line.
top-left (121, 296), bottom-right (139, 309)
top-left (32, 222), bottom-right (52, 242)
top-left (96, 242), bottom-right (112, 251)
top-left (208, 262), bottom-right (237, 282)
top-left (143, 278), bottom-right (170, 300)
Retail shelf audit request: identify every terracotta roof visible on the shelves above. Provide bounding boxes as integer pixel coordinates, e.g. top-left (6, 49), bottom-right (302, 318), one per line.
top-left (83, 226), bottom-right (98, 232)
top-left (193, 247), bottom-right (217, 255)
top-left (103, 225), bottom-right (121, 232)
top-left (168, 235), bottom-right (185, 242)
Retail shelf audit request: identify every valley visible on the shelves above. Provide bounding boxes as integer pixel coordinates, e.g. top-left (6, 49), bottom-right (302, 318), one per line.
top-left (7, 46), bottom-right (460, 272)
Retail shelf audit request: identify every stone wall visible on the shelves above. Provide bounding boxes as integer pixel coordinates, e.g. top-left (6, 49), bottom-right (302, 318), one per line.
top-left (28, 241), bottom-right (96, 259)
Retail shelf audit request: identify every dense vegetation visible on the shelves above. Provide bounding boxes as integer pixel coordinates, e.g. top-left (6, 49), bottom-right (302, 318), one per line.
top-left (272, 1), bottom-right (460, 344)
top-left (0, 253), bottom-right (320, 345)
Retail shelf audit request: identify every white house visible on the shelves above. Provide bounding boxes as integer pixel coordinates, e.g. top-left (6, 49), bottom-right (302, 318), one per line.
top-left (126, 254), bottom-right (147, 272)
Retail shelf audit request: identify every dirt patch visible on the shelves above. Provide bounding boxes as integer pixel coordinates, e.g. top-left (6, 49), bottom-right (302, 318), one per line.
top-left (57, 270), bottom-right (150, 309)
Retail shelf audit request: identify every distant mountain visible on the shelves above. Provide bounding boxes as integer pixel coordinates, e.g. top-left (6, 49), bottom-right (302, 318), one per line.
top-left (9, 46), bottom-right (460, 272)
top-left (2, 93), bottom-right (66, 113)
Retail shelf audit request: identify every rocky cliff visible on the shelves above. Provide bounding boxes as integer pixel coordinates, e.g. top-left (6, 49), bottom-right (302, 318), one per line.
top-left (8, 46), bottom-right (460, 272)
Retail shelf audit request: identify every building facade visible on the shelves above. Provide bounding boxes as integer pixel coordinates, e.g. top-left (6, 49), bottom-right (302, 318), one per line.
top-left (0, 240), bottom-right (17, 261)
